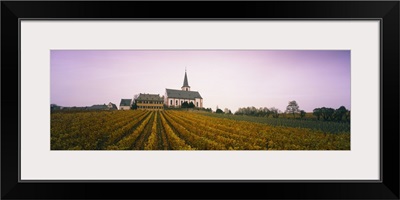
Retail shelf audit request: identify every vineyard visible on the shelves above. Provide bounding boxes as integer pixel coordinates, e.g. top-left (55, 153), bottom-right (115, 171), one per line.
top-left (51, 110), bottom-right (350, 150)
top-left (200, 112), bottom-right (350, 134)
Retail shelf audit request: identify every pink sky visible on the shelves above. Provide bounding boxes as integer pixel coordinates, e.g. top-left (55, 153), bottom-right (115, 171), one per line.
top-left (51, 50), bottom-right (350, 112)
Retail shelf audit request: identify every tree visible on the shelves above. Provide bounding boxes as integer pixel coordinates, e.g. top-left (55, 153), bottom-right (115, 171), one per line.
top-left (131, 94), bottom-right (139, 110)
top-left (261, 107), bottom-right (270, 118)
top-left (320, 107), bottom-right (335, 121)
top-left (216, 108), bottom-right (224, 114)
top-left (286, 100), bottom-right (300, 118)
top-left (345, 110), bottom-right (351, 122)
top-left (181, 101), bottom-right (189, 108)
top-left (188, 102), bottom-right (195, 108)
top-left (313, 108), bottom-right (322, 120)
top-left (133, 94), bottom-right (139, 101)
top-left (270, 107), bottom-right (281, 118)
top-left (234, 106), bottom-right (270, 117)
top-left (300, 110), bottom-right (306, 119)
top-left (334, 106), bottom-right (348, 122)
top-left (256, 107), bottom-right (268, 117)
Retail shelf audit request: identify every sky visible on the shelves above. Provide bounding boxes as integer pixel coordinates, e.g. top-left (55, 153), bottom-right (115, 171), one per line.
top-left (51, 50), bottom-right (350, 112)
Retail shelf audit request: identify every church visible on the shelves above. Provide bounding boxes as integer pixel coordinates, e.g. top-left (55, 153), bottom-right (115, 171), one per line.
top-left (164, 70), bottom-right (203, 108)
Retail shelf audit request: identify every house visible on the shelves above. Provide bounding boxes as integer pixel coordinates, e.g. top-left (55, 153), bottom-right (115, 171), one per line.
top-left (119, 99), bottom-right (132, 110)
top-left (164, 70), bottom-right (203, 108)
top-left (107, 102), bottom-right (118, 110)
top-left (87, 104), bottom-right (109, 110)
top-left (50, 104), bottom-right (63, 111)
top-left (87, 103), bottom-right (118, 110)
top-left (136, 93), bottom-right (164, 110)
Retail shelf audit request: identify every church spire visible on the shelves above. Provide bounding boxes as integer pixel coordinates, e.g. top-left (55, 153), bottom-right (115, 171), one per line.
top-left (181, 68), bottom-right (191, 91)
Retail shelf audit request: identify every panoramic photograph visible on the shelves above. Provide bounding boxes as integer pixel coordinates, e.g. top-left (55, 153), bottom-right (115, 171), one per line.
top-left (50, 50), bottom-right (350, 150)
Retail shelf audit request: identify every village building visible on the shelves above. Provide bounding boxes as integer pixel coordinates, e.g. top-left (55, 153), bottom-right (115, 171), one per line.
top-left (119, 99), bottom-right (132, 110)
top-left (136, 93), bottom-right (164, 110)
top-left (87, 102), bottom-right (117, 110)
top-left (165, 70), bottom-right (203, 108)
top-left (52, 102), bottom-right (118, 111)
top-left (87, 104), bottom-right (109, 110)
top-left (107, 102), bottom-right (118, 110)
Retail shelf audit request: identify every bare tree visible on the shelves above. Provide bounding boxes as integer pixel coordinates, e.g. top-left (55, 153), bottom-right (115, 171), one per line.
top-left (131, 94), bottom-right (140, 109)
top-left (286, 100), bottom-right (300, 118)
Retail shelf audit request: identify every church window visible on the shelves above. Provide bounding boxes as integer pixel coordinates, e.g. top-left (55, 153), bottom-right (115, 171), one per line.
top-left (176, 100), bottom-right (178, 105)
top-left (197, 102), bottom-right (198, 107)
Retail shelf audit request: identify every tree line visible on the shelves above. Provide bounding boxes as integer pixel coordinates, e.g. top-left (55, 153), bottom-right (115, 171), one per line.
top-left (234, 106), bottom-right (282, 118)
top-left (312, 106), bottom-right (350, 122)
top-left (233, 101), bottom-right (350, 122)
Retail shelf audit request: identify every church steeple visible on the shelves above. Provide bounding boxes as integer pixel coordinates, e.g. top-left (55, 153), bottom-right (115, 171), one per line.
top-left (181, 68), bottom-right (191, 91)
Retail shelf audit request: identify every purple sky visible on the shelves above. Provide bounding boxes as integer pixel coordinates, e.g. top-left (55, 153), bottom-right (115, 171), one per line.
top-left (51, 50), bottom-right (350, 112)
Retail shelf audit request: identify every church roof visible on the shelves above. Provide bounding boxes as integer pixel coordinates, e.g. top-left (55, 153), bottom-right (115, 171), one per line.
top-left (137, 93), bottom-right (164, 101)
top-left (120, 99), bottom-right (132, 106)
top-left (166, 89), bottom-right (202, 99)
top-left (182, 71), bottom-right (190, 87)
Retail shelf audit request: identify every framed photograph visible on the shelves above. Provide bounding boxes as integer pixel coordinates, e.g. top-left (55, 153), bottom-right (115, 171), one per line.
top-left (2, 1), bottom-right (399, 199)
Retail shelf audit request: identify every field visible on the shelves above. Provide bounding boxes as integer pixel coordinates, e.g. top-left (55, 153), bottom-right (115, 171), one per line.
top-left (51, 110), bottom-right (350, 150)
top-left (200, 112), bottom-right (350, 134)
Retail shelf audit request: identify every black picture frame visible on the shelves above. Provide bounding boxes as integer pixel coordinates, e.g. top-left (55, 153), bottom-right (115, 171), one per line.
top-left (2, 1), bottom-right (399, 199)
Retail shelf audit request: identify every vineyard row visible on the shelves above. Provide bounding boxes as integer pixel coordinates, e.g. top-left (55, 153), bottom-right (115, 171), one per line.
top-left (51, 110), bottom-right (350, 150)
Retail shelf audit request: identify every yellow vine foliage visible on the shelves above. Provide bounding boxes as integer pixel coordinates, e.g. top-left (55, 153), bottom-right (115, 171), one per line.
top-left (51, 110), bottom-right (350, 150)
